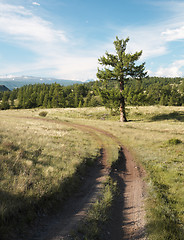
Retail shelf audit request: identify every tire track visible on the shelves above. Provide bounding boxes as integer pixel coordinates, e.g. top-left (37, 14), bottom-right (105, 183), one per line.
top-left (9, 116), bottom-right (146, 239)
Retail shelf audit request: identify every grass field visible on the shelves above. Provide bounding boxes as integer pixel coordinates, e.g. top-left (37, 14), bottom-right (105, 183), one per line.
top-left (0, 110), bottom-right (102, 238)
top-left (0, 106), bottom-right (184, 239)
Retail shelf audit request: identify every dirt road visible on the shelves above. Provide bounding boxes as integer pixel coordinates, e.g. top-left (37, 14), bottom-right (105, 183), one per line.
top-left (109, 147), bottom-right (146, 240)
top-left (13, 117), bottom-right (147, 240)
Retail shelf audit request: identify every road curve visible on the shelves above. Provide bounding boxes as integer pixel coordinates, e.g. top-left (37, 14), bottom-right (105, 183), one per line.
top-left (10, 116), bottom-right (146, 240)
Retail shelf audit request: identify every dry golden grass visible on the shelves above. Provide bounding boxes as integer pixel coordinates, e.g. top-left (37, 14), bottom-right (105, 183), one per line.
top-left (0, 105), bottom-right (184, 239)
top-left (45, 105), bottom-right (184, 239)
top-left (0, 109), bottom-right (101, 237)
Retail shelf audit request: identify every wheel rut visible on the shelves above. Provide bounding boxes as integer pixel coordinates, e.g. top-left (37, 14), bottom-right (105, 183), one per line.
top-left (11, 116), bottom-right (146, 240)
top-left (23, 149), bottom-right (108, 240)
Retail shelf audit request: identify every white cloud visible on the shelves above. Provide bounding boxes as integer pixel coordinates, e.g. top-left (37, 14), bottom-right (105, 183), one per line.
top-left (112, 1), bottom-right (184, 79)
top-left (0, 74), bottom-right (15, 79)
top-left (32, 2), bottom-right (40, 6)
top-left (114, 1), bottom-right (184, 61)
top-left (0, 54), bottom-right (99, 81)
top-left (2, 1), bottom-right (184, 80)
top-left (0, 2), bottom-right (103, 80)
top-left (155, 59), bottom-right (184, 77)
top-left (0, 3), bottom-right (67, 43)
top-left (162, 26), bottom-right (184, 41)
top-left (156, 66), bottom-right (181, 77)
top-left (118, 26), bottom-right (168, 61)
top-left (53, 56), bottom-right (99, 80)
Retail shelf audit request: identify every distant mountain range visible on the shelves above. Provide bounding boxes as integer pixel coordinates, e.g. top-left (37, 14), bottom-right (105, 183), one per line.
top-left (0, 76), bottom-right (85, 90)
top-left (0, 85), bottom-right (10, 92)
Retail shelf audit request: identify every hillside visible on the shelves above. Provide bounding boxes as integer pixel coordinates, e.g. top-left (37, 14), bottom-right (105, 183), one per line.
top-left (0, 77), bottom-right (183, 110)
top-left (0, 85), bottom-right (9, 92)
top-left (0, 76), bottom-right (84, 90)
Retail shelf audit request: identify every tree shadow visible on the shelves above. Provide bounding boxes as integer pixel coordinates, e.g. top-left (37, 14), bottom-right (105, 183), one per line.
top-left (150, 111), bottom-right (184, 122)
top-left (0, 190), bottom-right (32, 240)
top-left (105, 147), bottom-right (127, 240)
top-left (111, 146), bottom-right (127, 172)
top-left (107, 147), bottom-right (148, 240)
top-left (0, 149), bottom-right (108, 240)
top-left (0, 151), bottom-right (104, 240)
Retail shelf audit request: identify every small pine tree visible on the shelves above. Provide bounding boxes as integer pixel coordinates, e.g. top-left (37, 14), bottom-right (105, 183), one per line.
top-left (97, 36), bottom-right (147, 122)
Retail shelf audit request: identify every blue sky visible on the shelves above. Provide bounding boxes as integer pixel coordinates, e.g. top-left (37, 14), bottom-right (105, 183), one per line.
top-left (1, 0), bottom-right (184, 81)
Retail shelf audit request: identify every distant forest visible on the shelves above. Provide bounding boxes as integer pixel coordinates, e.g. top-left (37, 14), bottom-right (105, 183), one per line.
top-left (0, 77), bottom-right (184, 110)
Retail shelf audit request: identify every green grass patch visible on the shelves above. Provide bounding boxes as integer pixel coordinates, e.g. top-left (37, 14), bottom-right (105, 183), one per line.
top-left (146, 175), bottom-right (183, 240)
top-left (73, 177), bottom-right (118, 240)
top-left (167, 138), bottom-right (182, 145)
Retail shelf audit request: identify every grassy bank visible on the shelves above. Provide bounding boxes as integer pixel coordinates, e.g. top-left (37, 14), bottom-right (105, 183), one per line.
top-left (0, 112), bottom-right (100, 238)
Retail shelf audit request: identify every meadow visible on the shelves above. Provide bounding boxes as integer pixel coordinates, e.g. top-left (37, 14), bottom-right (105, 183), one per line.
top-left (0, 105), bottom-right (184, 239)
top-left (0, 110), bottom-right (102, 238)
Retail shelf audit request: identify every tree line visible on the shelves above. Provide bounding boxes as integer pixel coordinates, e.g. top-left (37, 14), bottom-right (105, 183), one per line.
top-left (0, 76), bottom-right (183, 111)
top-left (0, 82), bottom-right (102, 110)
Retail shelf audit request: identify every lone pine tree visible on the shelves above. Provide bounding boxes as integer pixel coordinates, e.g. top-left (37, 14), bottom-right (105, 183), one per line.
top-left (97, 36), bottom-right (147, 122)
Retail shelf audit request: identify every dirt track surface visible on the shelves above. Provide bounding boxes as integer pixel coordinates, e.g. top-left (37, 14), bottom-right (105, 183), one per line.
top-left (22, 150), bottom-right (108, 240)
top-left (13, 117), bottom-right (147, 240)
top-left (109, 147), bottom-right (147, 240)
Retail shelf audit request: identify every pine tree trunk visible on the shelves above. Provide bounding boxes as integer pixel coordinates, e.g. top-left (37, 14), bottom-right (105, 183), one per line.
top-left (119, 81), bottom-right (127, 122)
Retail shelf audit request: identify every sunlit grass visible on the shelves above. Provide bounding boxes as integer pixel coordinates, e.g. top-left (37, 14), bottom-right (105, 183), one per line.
top-left (36, 106), bottom-right (183, 239)
top-left (0, 111), bottom-right (100, 238)
top-left (0, 105), bottom-right (184, 239)
top-left (47, 105), bottom-right (184, 239)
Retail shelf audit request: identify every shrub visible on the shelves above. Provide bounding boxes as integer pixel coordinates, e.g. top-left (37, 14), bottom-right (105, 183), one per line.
top-left (167, 138), bottom-right (182, 145)
top-left (39, 111), bottom-right (48, 117)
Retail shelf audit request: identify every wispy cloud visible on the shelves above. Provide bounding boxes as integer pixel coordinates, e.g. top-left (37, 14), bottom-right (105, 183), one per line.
top-left (119, 26), bottom-right (167, 60)
top-left (0, 2), bottom-right (100, 80)
top-left (159, 2), bottom-right (184, 42)
top-left (0, 54), bottom-right (99, 80)
top-left (115, 1), bottom-right (184, 77)
top-left (156, 59), bottom-right (184, 77)
top-left (1, 1), bottom-right (184, 79)
top-left (32, 2), bottom-right (40, 6)
top-left (0, 3), bottom-right (67, 43)
top-left (162, 26), bottom-right (184, 42)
